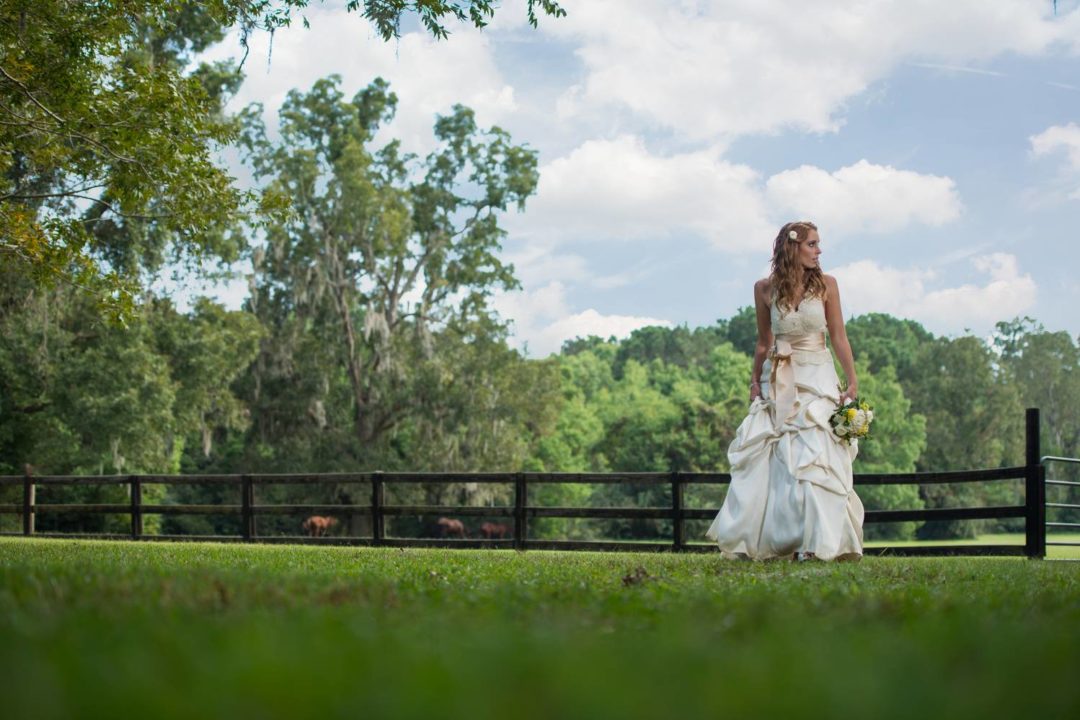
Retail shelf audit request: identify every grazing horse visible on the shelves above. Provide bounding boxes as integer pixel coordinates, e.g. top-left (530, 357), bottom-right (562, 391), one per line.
top-left (437, 517), bottom-right (467, 539)
top-left (302, 515), bottom-right (338, 537)
top-left (479, 521), bottom-right (510, 540)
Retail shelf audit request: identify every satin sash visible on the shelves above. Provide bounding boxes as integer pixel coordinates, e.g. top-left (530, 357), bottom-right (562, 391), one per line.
top-left (768, 332), bottom-right (827, 427)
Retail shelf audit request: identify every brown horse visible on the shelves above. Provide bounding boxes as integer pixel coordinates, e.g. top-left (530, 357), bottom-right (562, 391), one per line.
top-left (437, 517), bottom-right (467, 539)
top-left (302, 515), bottom-right (339, 537)
top-left (479, 521), bottom-right (510, 540)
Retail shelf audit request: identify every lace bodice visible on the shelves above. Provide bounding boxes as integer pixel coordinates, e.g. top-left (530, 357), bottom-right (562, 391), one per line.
top-left (770, 294), bottom-right (827, 337)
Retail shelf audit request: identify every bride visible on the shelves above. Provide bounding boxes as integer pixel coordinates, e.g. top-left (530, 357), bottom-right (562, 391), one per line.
top-left (705, 220), bottom-right (865, 562)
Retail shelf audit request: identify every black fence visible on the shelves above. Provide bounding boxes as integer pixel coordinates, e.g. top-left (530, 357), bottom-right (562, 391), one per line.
top-left (0, 408), bottom-right (1060, 558)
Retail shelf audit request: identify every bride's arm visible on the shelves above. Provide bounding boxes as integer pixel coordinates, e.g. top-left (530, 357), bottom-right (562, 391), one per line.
top-left (823, 274), bottom-right (858, 401)
top-left (750, 279), bottom-right (773, 400)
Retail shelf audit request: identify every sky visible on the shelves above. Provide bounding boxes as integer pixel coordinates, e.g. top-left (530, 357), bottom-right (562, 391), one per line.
top-left (190, 0), bottom-right (1080, 358)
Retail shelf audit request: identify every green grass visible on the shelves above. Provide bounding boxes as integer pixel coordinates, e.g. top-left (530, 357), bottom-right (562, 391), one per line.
top-left (1, 538), bottom-right (1079, 720)
top-left (864, 532), bottom-right (1080, 559)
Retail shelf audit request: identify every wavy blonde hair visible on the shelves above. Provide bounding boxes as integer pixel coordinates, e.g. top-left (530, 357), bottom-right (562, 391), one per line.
top-left (768, 220), bottom-right (825, 313)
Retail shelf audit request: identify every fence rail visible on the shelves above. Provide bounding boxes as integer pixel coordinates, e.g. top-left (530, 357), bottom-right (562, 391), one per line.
top-left (0, 408), bottom-right (1056, 558)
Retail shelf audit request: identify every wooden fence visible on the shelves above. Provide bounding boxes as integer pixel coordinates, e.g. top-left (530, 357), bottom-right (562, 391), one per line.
top-left (0, 408), bottom-right (1055, 558)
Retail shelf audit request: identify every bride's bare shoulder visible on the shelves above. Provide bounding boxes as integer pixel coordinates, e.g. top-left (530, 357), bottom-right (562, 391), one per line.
top-left (822, 273), bottom-right (839, 301)
top-left (754, 278), bottom-right (771, 304)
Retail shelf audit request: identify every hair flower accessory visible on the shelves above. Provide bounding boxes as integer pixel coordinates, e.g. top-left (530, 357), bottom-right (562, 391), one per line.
top-left (788, 229), bottom-right (798, 240)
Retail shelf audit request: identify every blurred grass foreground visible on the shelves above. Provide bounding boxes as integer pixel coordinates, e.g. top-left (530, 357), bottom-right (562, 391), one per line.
top-left (1, 538), bottom-right (1078, 719)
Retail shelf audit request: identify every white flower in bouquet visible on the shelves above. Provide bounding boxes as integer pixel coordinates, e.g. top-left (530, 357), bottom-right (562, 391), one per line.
top-left (853, 409), bottom-right (868, 432)
top-left (829, 389), bottom-right (875, 445)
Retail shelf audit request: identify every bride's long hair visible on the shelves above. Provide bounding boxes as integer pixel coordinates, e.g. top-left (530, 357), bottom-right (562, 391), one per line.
top-left (768, 220), bottom-right (826, 313)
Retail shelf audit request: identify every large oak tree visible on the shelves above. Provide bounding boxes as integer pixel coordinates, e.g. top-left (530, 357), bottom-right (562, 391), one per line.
top-left (0, 0), bottom-right (564, 317)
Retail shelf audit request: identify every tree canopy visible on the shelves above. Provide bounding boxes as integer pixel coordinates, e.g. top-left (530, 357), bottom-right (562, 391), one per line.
top-left (0, 0), bottom-right (565, 319)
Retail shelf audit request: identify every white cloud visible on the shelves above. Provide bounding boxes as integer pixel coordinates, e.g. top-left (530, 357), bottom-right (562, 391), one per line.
top-left (1030, 122), bottom-right (1080, 171)
top-left (202, 7), bottom-right (516, 155)
top-left (510, 140), bottom-right (962, 252)
top-left (1025, 123), bottom-right (1080, 204)
top-left (829, 260), bottom-right (938, 315)
top-left (502, 240), bottom-right (645, 291)
top-left (491, 281), bottom-right (671, 357)
top-left (508, 135), bottom-right (773, 252)
top-left (765, 160), bottom-right (964, 237)
top-left (535, 308), bottom-right (672, 355)
top-left (501, 242), bottom-right (590, 287)
top-left (832, 252), bottom-right (1037, 334)
top-left (546, 0), bottom-right (1080, 142)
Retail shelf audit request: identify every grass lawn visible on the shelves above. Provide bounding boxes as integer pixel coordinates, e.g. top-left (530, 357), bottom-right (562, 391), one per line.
top-left (864, 532), bottom-right (1080, 560)
top-left (1, 538), bottom-right (1078, 720)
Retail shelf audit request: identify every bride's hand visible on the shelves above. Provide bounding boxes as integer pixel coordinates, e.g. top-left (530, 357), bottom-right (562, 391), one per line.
top-left (841, 382), bottom-right (858, 404)
top-left (749, 381), bottom-right (763, 403)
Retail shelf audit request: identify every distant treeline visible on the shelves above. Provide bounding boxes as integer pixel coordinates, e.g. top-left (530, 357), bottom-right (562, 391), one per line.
top-left (1, 267), bottom-right (1076, 541)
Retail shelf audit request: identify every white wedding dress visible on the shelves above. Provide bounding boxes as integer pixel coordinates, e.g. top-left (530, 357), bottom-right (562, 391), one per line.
top-left (705, 295), bottom-right (864, 561)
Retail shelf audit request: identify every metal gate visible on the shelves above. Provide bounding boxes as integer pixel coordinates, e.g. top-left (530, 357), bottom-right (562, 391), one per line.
top-left (1043, 455), bottom-right (1080, 561)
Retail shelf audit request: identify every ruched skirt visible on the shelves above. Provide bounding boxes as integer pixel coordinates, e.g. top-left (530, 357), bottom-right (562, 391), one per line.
top-left (705, 336), bottom-right (864, 561)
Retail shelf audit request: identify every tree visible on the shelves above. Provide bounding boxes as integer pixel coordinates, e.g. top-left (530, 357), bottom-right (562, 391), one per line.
top-left (849, 361), bottom-right (927, 540)
top-left (906, 335), bottom-right (1025, 538)
top-left (558, 342), bottom-right (620, 402)
top-left (717, 305), bottom-right (758, 357)
top-left (994, 317), bottom-right (1080, 526)
top-left (236, 75), bottom-right (550, 533)
top-left (994, 317), bottom-right (1080, 461)
top-left (0, 1), bottom-right (256, 317)
top-left (561, 335), bottom-right (617, 357)
top-left (0, 0), bottom-right (565, 317)
top-left (241, 75), bottom-right (540, 448)
top-left (586, 359), bottom-right (682, 539)
top-left (0, 277), bottom-right (173, 481)
top-left (393, 314), bottom-right (561, 475)
top-left (150, 297), bottom-right (264, 460)
top-left (612, 324), bottom-right (726, 377)
top-left (550, 341), bottom-right (752, 541)
top-left (846, 313), bottom-right (934, 385)
top-left (0, 260), bottom-right (262, 533)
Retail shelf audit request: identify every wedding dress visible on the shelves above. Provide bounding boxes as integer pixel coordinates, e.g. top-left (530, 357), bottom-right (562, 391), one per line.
top-left (705, 295), bottom-right (864, 561)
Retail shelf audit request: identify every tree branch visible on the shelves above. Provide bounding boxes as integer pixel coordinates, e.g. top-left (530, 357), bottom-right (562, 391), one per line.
top-left (0, 64), bottom-right (65, 124)
top-left (0, 68), bottom-right (148, 170)
top-left (70, 194), bottom-right (172, 221)
top-left (0, 184), bottom-right (107, 202)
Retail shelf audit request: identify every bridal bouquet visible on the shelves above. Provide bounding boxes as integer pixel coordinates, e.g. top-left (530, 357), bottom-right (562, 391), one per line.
top-left (830, 391), bottom-right (874, 445)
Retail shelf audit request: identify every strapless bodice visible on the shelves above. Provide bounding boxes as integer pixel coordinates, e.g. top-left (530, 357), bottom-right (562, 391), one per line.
top-left (770, 294), bottom-right (827, 337)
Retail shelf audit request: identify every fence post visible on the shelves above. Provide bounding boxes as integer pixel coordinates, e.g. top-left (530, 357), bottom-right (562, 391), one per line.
top-left (22, 464), bottom-right (34, 536)
top-left (241, 474), bottom-right (254, 541)
top-left (371, 471), bottom-right (384, 546)
top-left (513, 472), bottom-right (526, 551)
top-left (1025, 408), bottom-right (1044, 559)
top-left (672, 471), bottom-right (685, 552)
top-left (130, 475), bottom-right (142, 539)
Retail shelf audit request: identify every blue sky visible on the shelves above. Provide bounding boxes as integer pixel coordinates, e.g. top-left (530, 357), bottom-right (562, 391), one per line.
top-left (192, 0), bottom-right (1080, 357)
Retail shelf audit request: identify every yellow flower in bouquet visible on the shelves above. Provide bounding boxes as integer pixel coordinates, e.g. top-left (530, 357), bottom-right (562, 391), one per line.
top-left (830, 388), bottom-right (874, 445)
